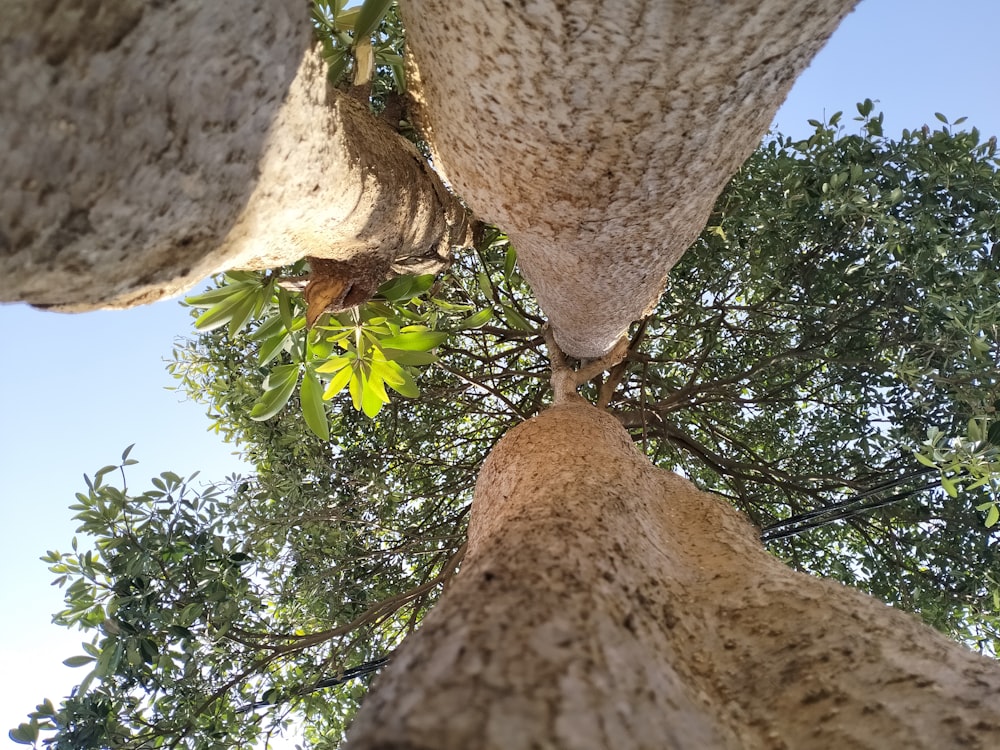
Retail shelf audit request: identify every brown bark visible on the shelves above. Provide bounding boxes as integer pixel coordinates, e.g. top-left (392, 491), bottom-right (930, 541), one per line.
top-left (0, 1), bottom-right (469, 311)
top-left (403, 0), bottom-right (859, 357)
top-left (346, 401), bottom-right (1000, 749)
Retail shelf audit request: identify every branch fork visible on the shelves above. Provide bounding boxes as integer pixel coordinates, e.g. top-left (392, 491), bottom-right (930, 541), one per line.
top-left (542, 324), bottom-right (630, 404)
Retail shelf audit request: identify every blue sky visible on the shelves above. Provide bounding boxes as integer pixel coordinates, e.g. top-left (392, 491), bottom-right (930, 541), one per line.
top-left (2, 0), bottom-right (1000, 743)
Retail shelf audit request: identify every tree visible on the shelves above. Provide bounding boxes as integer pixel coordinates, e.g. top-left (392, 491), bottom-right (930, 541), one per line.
top-left (17, 115), bottom-right (1000, 747)
top-left (7, 0), bottom-right (1000, 748)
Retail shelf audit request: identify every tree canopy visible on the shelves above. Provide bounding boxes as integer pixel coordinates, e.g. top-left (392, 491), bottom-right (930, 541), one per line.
top-left (13, 105), bottom-right (1000, 748)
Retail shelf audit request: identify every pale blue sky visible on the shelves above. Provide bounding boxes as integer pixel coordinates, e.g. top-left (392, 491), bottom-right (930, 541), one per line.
top-left (3, 0), bottom-right (1000, 743)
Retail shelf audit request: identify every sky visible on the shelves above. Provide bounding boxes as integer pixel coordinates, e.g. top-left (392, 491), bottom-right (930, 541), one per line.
top-left (2, 0), bottom-right (1000, 745)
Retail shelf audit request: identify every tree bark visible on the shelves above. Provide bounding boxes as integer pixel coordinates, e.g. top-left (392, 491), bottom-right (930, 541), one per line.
top-left (346, 400), bottom-right (1000, 749)
top-left (0, 1), bottom-right (469, 311)
top-left (403, 0), bottom-right (859, 357)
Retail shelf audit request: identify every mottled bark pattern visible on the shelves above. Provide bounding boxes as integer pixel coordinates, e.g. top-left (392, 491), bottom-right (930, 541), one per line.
top-left (403, 0), bottom-right (859, 356)
top-left (1, 1), bottom-right (468, 310)
top-left (346, 401), bottom-right (1000, 749)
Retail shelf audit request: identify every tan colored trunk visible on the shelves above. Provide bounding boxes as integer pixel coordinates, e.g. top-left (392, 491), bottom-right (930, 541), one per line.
top-left (346, 400), bottom-right (1000, 749)
top-left (1, 1), bottom-right (468, 311)
top-left (403, 0), bottom-right (859, 357)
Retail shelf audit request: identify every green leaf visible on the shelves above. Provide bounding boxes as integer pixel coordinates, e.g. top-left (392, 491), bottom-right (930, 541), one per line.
top-left (430, 298), bottom-right (474, 313)
top-left (378, 274), bottom-right (436, 301)
top-left (377, 275), bottom-right (414, 301)
top-left (941, 476), bottom-right (958, 498)
top-left (477, 272), bottom-right (495, 301)
top-left (249, 313), bottom-right (288, 342)
top-left (986, 504), bottom-right (1000, 528)
top-left (934, 112), bottom-right (949, 124)
top-left (9, 722), bottom-right (39, 745)
top-left (500, 304), bottom-right (533, 331)
top-left (315, 354), bottom-right (355, 374)
top-left (262, 364), bottom-right (300, 392)
top-left (914, 451), bottom-right (938, 468)
top-left (257, 333), bottom-right (290, 366)
top-left (378, 331), bottom-right (448, 351)
top-left (278, 288), bottom-right (296, 332)
top-left (504, 246), bottom-right (517, 280)
top-left (348, 369), bottom-right (364, 411)
top-left (390, 60), bottom-right (406, 93)
top-left (369, 355), bottom-right (405, 386)
top-left (184, 282), bottom-right (253, 307)
top-left (334, 6), bottom-right (360, 30)
top-left (968, 418), bottom-right (984, 443)
top-left (193, 288), bottom-right (255, 332)
top-left (987, 422), bottom-right (1000, 446)
top-left (366, 370), bottom-right (390, 404)
top-left (250, 366), bottom-right (299, 421)
top-left (458, 309), bottom-right (494, 330)
top-left (227, 291), bottom-right (260, 337)
top-left (94, 641), bottom-right (122, 678)
top-left (323, 362), bottom-right (355, 400)
top-left (385, 366), bottom-right (419, 398)
top-left (360, 374), bottom-right (386, 418)
top-left (353, 0), bottom-right (393, 38)
top-left (63, 654), bottom-right (96, 668)
top-left (325, 48), bottom-right (350, 84)
top-left (300, 369), bottom-right (330, 440)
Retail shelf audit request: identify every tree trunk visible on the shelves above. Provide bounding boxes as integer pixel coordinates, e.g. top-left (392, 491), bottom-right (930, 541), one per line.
top-left (1, 1), bottom-right (468, 311)
top-left (403, 0), bottom-right (858, 357)
top-left (346, 400), bottom-right (1000, 749)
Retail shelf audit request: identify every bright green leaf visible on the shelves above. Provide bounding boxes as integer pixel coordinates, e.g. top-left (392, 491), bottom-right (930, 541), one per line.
top-left (348, 370), bottom-right (363, 411)
top-left (369, 356), bottom-right (406, 386)
top-left (360, 375), bottom-right (385, 418)
top-left (315, 354), bottom-right (355, 374)
top-left (378, 331), bottom-right (448, 351)
top-left (365, 371), bottom-right (390, 404)
top-left (322, 362), bottom-right (355, 400)
top-left (385, 366), bottom-right (419, 398)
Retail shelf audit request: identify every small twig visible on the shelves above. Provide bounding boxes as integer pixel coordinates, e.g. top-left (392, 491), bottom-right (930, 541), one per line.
top-left (597, 318), bottom-right (649, 408)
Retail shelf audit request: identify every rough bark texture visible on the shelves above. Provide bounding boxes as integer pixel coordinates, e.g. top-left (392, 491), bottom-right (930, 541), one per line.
top-left (403, 0), bottom-right (859, 357)
top-left (346, 400), bottom-right (1000, 749)
top-left (1, 0), bottom-right (469, 311)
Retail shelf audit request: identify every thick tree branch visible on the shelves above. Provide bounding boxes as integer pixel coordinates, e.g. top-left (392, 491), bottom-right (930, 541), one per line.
top-left (1, 2), bottom-right (470, 310)
top-left (404, 0), bottom-right (860, 356)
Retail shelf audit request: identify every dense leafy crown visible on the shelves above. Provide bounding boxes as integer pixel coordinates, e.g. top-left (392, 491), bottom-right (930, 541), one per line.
top-left (12, 6), bottom-right (1000, 749)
